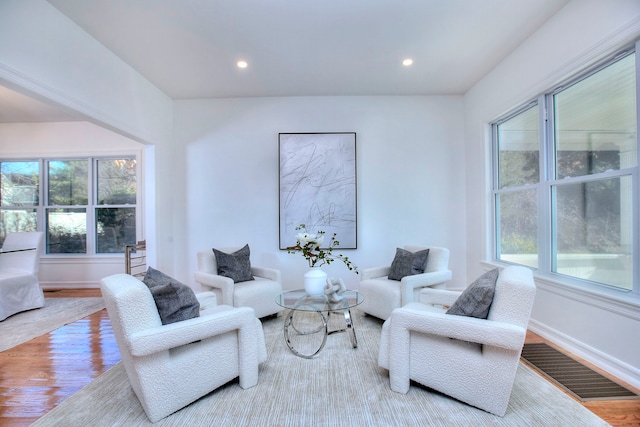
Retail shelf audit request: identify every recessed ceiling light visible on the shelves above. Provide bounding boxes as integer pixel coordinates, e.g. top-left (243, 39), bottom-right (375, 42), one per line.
top-left (237, 60), bottom-right (248, 69)
top-left (402, 58), bottom-right (414, 67)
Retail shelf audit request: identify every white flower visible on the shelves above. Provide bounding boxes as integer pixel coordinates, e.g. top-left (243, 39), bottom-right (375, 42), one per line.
top-left (296, 232), bottom-right (324, 248)
top-left (287, 224), bottom-right (358, 273)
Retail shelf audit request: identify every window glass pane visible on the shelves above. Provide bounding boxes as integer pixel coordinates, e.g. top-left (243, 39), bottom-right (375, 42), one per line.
top-left (97, 159), bottom-right (136, 205)
top-left (0, 209), bottom-right (37, 246)
top-left (48, 160), bottom-right (88, 205)
top-left (554, 54), bottom-right (637, 179)
top-left (554, 176), bottom-right (632, 290)
top-left (1, 161), bottom-right (39, 206)
top-left (96, 207), bottom-right (136, 253)
top-left (46, 208), bottom-right (86, 253)
top-left (497, 190), bottom-right (538, 268)
top-left (497, 105), bottom-right (539, 188)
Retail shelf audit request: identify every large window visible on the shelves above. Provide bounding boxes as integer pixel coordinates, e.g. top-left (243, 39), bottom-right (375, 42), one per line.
top-left (493, 49), bottom-right (637, 292)
top-left (0, 157), bottom-right (138, 254)
top-left (495, 104), bottom-right (540, 269)
top-left (0, 161), bottom-right (39, 239)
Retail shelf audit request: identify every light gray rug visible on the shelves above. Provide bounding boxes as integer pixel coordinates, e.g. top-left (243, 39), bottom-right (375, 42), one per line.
top-left (33, 313), bottom-right (609, 427)
top-left (0, 297), bottom-right (105, 352)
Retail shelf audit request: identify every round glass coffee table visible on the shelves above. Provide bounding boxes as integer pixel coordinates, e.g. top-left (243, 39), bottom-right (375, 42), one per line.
top-left (275, 290), bottom-right (364, 358)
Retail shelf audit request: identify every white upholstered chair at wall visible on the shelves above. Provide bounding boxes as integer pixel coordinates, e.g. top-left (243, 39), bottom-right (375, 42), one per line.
top-left (100, 273), bottom-right (267, 422)
top-left (358, 245), bottom-right (452, 320)
top-left (378, 265), bottom-right (536, 417)
top-left (195, 247), bottom-right (283, 318)
top-left (0, 231), bottom-right (45, 321)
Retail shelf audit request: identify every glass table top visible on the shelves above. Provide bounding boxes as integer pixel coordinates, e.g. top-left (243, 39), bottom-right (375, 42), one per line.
top-left (275, 289), bottom-right (363, 312)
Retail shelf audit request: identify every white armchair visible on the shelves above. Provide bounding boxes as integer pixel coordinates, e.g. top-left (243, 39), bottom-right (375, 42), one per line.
top-left (358, 245), bottom-right (452, 320)
top-left (100, 273), bottom-right (267, 422)
top-left (195, 248), bottom-right (283, 318)
top-left (378, 266), bottom-right (536, 416)
top-left (0, 231), bottom-right (45, 321)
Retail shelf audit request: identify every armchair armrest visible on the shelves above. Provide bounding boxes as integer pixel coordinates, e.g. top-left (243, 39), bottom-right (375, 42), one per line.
top-left (361, 266), bottom-right (390, 281)
top-left (418, 288), bottom-right (461, 308)
top-left (194, 271), bottom-right (235, 305)
top-left (400, 269), bottom-right (452, 305)
top-left (129, 306), bottom-right (257, 356)
top-left (251, 266), bottom-right (281, 283)
top-left (390, 305), bottom-right (526, 350)
top-left (387, 306), bottom-right (526, 395)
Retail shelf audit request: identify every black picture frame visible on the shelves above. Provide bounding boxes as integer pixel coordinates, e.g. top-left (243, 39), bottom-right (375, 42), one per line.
top-left (279, 132), bottom-right (357, 249)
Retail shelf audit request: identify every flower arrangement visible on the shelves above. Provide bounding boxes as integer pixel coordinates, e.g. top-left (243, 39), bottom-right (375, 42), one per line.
top-left (286, 224), bottom-right (358, 273)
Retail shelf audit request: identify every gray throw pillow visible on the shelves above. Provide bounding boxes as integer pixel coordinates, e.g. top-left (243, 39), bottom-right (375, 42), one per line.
top-left (212, 244), bottom-right (255, 283)
top-left (446, 268), bottom-right (499, 319)
top-left (387, 248), bottom-right (430, 281)
top-left (143, 267), bottom-right (200, 325)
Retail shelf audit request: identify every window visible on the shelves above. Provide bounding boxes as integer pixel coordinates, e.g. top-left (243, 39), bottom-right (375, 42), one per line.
top-left (492, 49), bottom-right (638, 293)
top-left (0, 157), bottom-right (138, 255)
top-left (95, 158), bottom-right (137, 254)
top-left (495, 104), bottom-right (540, 269)
top-left (0, 161), bottom-right (39, 238)
top-left (46, 160), bottom-right (88, 253)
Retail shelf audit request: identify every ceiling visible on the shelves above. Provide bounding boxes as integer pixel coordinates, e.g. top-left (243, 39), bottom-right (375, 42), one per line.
top-left (2, 0), bottom-right (570, 122)
top-left (0, 86), bottom-right (80, 123)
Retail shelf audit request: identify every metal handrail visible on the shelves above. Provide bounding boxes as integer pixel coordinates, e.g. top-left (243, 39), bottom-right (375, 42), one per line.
top-left (125, 240), bottom-right (146, 278)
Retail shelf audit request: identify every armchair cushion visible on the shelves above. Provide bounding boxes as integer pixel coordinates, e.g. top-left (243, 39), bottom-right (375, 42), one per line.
top-left (388, 248), bottom-right (429, 281)
top-left (446, 268), bottom-right (498, 319)
top-left (143, 267), bottom-right (200, 325)
top-left (213, 244), bottom-right (254, 283)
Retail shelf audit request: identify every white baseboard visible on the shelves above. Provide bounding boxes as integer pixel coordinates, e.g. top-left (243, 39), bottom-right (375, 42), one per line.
top-left (42, 282), bottom-right (99, 289)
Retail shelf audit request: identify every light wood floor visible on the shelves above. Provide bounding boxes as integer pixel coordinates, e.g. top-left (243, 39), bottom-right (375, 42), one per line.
top-left (0, 289), bottom-right (638, 426)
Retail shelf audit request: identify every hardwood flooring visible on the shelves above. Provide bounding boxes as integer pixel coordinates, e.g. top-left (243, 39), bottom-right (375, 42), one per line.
top-left (0, 289), bottom-right (638, 426)
top-left (524, 330), bottom-right (640, 426)
top-left (0, 289), bottom-right (119, 427)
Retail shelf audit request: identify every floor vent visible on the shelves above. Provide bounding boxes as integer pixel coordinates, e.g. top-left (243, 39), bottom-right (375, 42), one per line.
top-left (521, 343), bottom-right (639, 402)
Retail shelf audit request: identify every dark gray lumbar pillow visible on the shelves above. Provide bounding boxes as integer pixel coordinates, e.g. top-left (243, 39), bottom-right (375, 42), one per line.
top-left (446, 268), bottom-right (499, 319)
top-left (387, 248), bottom-right (430, 281)
top-left (143, 267), bottom-right (200, 325)
top-left (212, 244), bottom-right (255, 283)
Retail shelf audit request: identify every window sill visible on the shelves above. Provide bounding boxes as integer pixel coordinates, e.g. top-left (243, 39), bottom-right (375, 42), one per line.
top-left (481, 260), bottom-right (640, 321)
top-left (41, 255), bottom-right (124, 264)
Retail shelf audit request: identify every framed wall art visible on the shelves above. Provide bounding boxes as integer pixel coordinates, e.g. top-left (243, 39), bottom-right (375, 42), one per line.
top-left (279, 132), bottom-right (357, 249)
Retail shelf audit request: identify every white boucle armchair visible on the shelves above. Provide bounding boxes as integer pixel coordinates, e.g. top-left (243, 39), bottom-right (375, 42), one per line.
top-left (378, 265), bottom-right (536, 417)
top-left (195, 248), bottom-right (283, 318)
top-left (100, 273), bottom-right (267, 422)
top-left (358, 245), bottom-right (452, 320)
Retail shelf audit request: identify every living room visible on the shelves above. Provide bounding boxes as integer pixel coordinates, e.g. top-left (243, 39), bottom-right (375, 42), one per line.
top-left (0, 0), bottom-right (639, 423)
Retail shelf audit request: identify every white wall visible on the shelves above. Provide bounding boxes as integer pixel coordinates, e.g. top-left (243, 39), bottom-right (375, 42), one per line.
top-left (0, 122), bottom-right (145, 287)
top-left (0, 0), bottom-right (171, 144)
top-left (464, 0), bottom-right (640, 388)
top-left (1, 0), bottom-right (638, 391)
top-left (174, 96), bottom-right (466, 290)
top-left (0, 0), bottom-right (174, 272)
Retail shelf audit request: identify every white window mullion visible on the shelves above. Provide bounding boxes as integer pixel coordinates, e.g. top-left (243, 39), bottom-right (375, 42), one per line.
top-left (633, 38), bottom-right (640, 293)
top-left (538, 94), bottom-right (552, 274)
top-left (85, 158), bottom-right (96, 255)
top-left (491, 124), bottom-right (500, 260)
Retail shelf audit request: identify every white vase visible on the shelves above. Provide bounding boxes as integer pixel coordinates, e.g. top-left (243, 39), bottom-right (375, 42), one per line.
top-left (304, 267), bottom-right (327, 296)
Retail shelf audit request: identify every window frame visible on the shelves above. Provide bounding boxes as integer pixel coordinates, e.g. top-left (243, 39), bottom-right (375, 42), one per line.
top-left (0, 154), bottom-right (142, 257)
top-left (491, 45), bottom-right (639, 297)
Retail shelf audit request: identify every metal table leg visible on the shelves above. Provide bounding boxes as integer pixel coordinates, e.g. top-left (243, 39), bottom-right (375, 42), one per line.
top-left (283, 308), bottom-right (327, 359)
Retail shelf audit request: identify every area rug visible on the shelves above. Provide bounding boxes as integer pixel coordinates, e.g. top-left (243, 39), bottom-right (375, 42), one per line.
top-left (0, 297), bottom-right (105, 352)
top-left (32, 313), bottom-right (609, 427)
